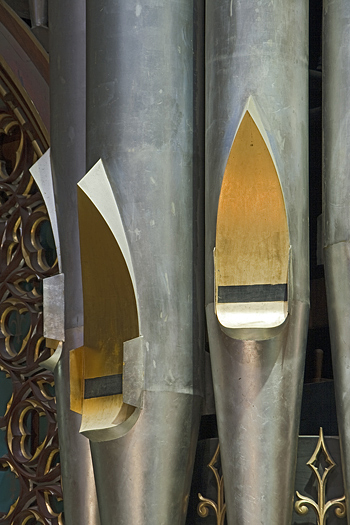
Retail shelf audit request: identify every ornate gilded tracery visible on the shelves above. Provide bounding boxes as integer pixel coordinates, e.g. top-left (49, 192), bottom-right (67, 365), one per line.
top-left (0, 62), bottom-right (61, 525)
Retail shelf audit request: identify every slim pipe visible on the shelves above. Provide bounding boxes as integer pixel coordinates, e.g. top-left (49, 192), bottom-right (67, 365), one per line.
top-left (49, 3), bottom-right (100, 524)
top-left (323, 2), bottom-right (350, 521)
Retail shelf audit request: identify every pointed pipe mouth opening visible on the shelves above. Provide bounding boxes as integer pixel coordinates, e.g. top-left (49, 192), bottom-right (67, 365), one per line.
top-left (214, 107), bottom-right (290, 331)
top-left (71, 160), bottom-right (140, 436)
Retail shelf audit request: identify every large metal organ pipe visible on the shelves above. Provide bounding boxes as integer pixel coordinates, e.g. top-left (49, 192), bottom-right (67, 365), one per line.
top-left (323, 2), bottom-right (350, 521)
top-left (205, 1), bottom-right (309, 523)
top-left (49, 2), bottom-right (101, 524)
top-left (79, 1), bottom-right (204, 524)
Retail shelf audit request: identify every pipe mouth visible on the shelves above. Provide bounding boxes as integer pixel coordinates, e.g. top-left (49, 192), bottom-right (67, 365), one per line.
top-left (216, 299), bottom-right (288, 329)
top-left (207, 302), bottom-right (290, 341)
top-left (81, 406), bottom-right (142, 443)
top-left (214, 103), bottom-right (290, 332)
top-left (218, 312), bottom-right (290, 341)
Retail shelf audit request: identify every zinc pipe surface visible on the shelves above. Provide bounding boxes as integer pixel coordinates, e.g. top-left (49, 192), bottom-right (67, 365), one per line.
top-left (323, 2), bottom-right (350, 522)
top-left (86, 1), bottom-right (203, 523)
top-left (206, 1), bottom-right (309, 524)
top-left (49, 3), bottom-right (100, 525)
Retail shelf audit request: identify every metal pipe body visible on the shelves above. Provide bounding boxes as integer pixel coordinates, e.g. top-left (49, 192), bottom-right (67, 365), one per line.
top-left (323, 2), bottom-right (350, 521)
top-left (206, 1), bottom-right (309, 523)
top-left (90, 391), bottom-right (200, 525)
top-left (85, 1), bottom-right (203, 523)
top-left (49, 3), bottom-right (100, 525)
top-left (29, 0), bottom-right (48, 50)
top-left (29, 0), bottom-right (47, 27)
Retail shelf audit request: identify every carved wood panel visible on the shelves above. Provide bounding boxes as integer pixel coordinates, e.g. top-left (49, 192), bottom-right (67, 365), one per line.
top-left (0, 62), bottom-right (62, 525)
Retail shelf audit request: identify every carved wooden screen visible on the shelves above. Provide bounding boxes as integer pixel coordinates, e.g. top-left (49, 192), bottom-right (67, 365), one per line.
top-left (0, 63), bottom-right (62, 524)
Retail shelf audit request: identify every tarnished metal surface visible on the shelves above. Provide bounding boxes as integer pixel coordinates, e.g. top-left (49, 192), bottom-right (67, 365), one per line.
top-left (90, 391), bottom-right (201, 525)
top-left (49, 1), bottom-right (85, 330)
top-left (324, 241), bottom-right (350, 524)
top-left (123, 336), bottom-right (145, 409)
top-left (202, 351), bottom-right (216, 416)
top-left (323, 1), bottom-right (350, 248)
top-left (43, 274), bottom-right (65, 342)
top-left (323, 2), bottom-right (350, 522)
top-left (29, 0), bottom-right (48, 51)
top-left (86, 0), bottom-right (202, 396)
top-left (29, 0), bottom-right (47, 27)
top-left (206, 1), bottom-right (309, 523)
top-left (86, 0), bottom-right (203, 523)
top-left (206, 302), bottom-right (309, 524)
top-left (49, 2), bottom-right (100, 524)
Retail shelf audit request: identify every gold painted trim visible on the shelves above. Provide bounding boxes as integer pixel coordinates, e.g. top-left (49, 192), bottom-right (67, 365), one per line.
top-left (37, 379), bottom-right (55, 401)
top-left (5, 496), bottom-right (20, 519)
top-left (295, 428), bottom-right (346, 524)
top-left (1, 303), bottom-right (32, 357)
top-left (0, 0), bottom-right (49, 83)
top-left (22, 510), bottom-right (46, 524)
top-left (44, 491), bottom-right (61, 517)
top-left (0, 55), bottom-right (49, 150)
top-left (197, 444), bottom-right (226, 525)
top-left (44, 448), bottom-right (59, 475)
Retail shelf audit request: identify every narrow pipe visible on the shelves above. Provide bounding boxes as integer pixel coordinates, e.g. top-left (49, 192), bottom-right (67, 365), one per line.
top-left (29, 0), bottom-right (47, 27)
top-left (323, 2), bottom-right (350, 521)
top-left (49, 3), bottom-right (100, 524)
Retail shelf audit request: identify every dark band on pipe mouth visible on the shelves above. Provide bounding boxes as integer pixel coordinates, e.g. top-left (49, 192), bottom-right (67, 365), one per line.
top-left (218, 284), bottom-right (287, 303)
top-left (84, 374), bottom-right (122, 399)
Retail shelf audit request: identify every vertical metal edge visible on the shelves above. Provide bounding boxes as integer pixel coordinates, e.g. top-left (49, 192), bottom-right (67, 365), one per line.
top-left (54, 329), bottom-right (100, 525)
top-left (90, 391), bottom-right (202, 525)
top-left (323, 2), bottom-right (350, 521)
top-left (323, 244), bottom-right (350, 523)
top-left (206, 302), bottom-right (309, 524)
top-left (49, 1), bottom-right (101, 524)
top-left (123, 336), bottom-right (145, 408)
top-left (43, 274), bottom-right (65, 341)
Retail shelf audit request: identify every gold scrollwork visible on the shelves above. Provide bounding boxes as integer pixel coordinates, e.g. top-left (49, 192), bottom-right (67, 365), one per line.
top-left (16, 510), bottom-right (46, 525)
top-left (295, 427), bottom-right (346, 525)
top-left (0, 56), bottom-right (61, 523)
top-left (197, 443), bottom-right (226, 525)
top-left (0, 301), bottom-right (32, 357)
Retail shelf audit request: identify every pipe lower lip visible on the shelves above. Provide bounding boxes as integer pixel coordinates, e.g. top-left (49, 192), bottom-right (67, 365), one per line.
top-left (206, 300), bottom-right (309, 525)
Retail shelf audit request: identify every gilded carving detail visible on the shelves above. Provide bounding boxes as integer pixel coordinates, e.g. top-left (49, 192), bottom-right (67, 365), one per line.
top-left (295, 427), bottom-right (346, 525)
top-left (0, 63), bottom-right (61, 524)
top-left (197, 444), bottom-right (226, 525)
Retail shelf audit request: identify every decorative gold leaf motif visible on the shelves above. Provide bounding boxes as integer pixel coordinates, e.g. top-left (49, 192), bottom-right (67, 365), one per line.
top-left (197, 444), bottom-right (226, 525)
top-left (295, 427), bottom-right (346, 525)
